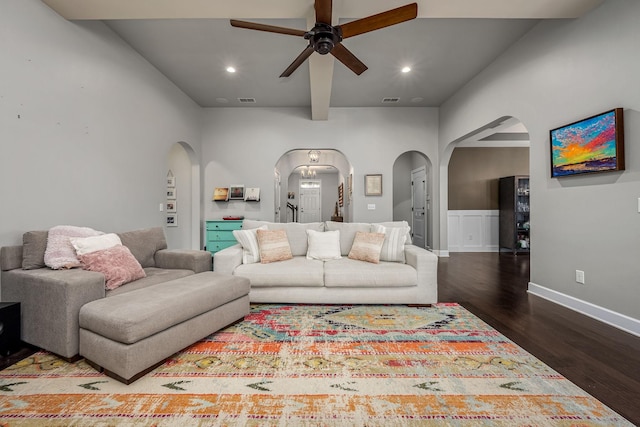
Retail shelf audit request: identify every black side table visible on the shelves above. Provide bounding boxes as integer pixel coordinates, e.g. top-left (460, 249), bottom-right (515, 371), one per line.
top-left (0, 302), bottom-right (21, 357)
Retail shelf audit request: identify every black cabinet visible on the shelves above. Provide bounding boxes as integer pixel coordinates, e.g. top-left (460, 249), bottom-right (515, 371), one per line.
top-left (499, 176), bottom-right (530, 254)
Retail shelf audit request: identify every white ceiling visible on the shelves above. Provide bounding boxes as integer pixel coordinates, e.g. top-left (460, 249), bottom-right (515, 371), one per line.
top-left (42, 0), bottom-right (603, 123)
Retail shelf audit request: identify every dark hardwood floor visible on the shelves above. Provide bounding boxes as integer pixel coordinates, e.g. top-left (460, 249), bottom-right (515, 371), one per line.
top-left (438, 252), bottom-right (640, 425)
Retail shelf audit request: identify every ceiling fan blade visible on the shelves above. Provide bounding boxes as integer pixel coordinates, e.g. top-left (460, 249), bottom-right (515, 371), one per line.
top-left (280, 45), bottom-right (315, 77)
top-left (330, 43), bottom-right (368, 75)
top-left (338, 3), bottom-right (417, 39)
top-left (230, 19), bottom-right (306, 37)
top-left (315, 0), bottom-right (332, 24)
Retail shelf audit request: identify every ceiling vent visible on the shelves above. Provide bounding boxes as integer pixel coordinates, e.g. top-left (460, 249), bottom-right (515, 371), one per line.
top-left (381, 97), bottom-right (400, 104)
top-left (237, 97), bottom-right (256, 103)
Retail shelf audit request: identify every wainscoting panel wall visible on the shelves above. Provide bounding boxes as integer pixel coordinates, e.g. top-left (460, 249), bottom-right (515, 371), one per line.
top-left (448, 210), bottom-right (499, 252)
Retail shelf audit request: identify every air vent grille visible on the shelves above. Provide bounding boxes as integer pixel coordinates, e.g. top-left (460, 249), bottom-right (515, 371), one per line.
top-left (381, 97), bottom-right (400, 103)
top-left (238, 98), bottom-right (256, 103)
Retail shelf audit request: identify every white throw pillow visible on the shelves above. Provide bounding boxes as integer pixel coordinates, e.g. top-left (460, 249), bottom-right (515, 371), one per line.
top-left (306, 229), bottom-right (342, 261)
top-left (371, 224), bottom-right (408, 263)
top-left (233, 225), bottom-right (268, 264)
top-left (70, 233), bottom-right (122, 256)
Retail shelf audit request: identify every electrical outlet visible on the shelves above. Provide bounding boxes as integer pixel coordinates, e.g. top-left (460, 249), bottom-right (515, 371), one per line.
top-left (575, 270), bottom-right (585, 284)
top-left (367, 204), bottom-right (376, 210)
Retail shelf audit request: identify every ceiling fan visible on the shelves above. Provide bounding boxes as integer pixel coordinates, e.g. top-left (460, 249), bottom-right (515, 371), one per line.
top-left (230, 0), bottom-right (418, 77)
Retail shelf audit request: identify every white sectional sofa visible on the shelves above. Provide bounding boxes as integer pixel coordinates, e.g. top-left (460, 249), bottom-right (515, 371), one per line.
top-left (214, 220), bottom-right (438, 305)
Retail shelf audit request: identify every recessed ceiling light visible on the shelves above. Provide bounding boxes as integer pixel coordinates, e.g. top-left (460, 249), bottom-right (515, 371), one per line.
top-left (226, 66), bottom-right (236, 73)
top-left (216, 97), bottom-right (229, 104)
top-left (401, 66), bottom-right (411, 73)
top-left (411, 97), bottom-right (424, 103)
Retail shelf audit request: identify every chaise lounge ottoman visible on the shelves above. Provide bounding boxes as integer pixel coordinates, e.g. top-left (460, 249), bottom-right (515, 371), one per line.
top-left (79, 271), bottom-right (250, 383)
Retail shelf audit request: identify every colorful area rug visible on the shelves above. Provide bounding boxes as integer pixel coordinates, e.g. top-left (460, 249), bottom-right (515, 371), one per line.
top-left (0, 304), bottom-right (632, 426)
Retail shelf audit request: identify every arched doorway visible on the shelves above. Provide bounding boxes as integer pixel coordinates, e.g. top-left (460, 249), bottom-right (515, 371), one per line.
top-left (393, 151), bottom-right (433, 249)
top-left (274, 149), bottom-right (353, 223)
top-left (440, 116), bottom-right (530, 254)
top-left (166, 141), bottom-right (201, 250)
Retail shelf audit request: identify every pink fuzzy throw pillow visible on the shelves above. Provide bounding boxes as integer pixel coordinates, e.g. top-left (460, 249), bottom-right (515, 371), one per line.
top-left (79, 245), bottom-right (146, 290)
top-left (44, 225), bottom-right (103, 269)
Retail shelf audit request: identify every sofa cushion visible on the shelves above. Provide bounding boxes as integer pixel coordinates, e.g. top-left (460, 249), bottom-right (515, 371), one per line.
top-left (106, 268), bottom-right (193, 296)
top-left (22, 230), bottom-right (48, 270)
top-left (325, 221), bottom-right (372, 256)
top-left (348, 232), bottom-right (385, 264)
top-left (78, 245), bottom-right (146, 290)
top-left (234, 256), bottom-right (324, 287)
top-left (306, 229), bottom-right (342, 261)
top-left (233, 226), bottom-right (267, 264)
top-left (79, 272), bottom-right (250, 345)
top-left (257, 229), bottom-right (293, 263)
top-left (117, 227), bottom-right (167, 268)
top-left (70, 233), bottom-right (122, 256)
top-left (372, 224), bottom-right (408, 263)
top-left (324, 258), bottom-right (417, 288)
top-left (44, 225), bottom-right (104, 269)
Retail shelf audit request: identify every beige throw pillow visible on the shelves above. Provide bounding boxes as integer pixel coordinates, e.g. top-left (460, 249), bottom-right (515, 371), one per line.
top-left (348, 231), bottom-right (385, 264)
top-left (256, 229), bottom-right (293, 264)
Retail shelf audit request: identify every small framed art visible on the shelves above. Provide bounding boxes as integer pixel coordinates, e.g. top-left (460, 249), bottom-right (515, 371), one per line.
top-left (229, 185), bottom-right (245, 200)
top-left (166, 200), bottom-right (177, 213)
top-left (365, 174), bottom-right (382, 196)
top-left (245, 187), bottom-right (260, 201)
top-left (166, 188), bottom-right (176, 200)
top-left (213, 187), bottom-right (229, 201)
top-left (166, 214), bottom-right (178, 227)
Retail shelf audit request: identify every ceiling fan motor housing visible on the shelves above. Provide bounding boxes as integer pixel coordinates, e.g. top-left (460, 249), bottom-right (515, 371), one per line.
top-left (305, 23), bottom-right (342, 55)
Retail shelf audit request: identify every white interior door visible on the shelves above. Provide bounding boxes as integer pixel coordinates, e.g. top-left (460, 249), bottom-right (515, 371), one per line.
top-left (411, 167), bottom-right (427, 248)
top-left (299, 180), bottom-right (321, 223)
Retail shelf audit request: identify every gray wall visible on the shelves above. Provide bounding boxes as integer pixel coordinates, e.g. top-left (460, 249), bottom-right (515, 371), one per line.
top-left (0, 0), bottom-right (202, 253)
top-left (439, 0), bottom-right (640, 319)
top-left (201, 107), bottom-right (440, 235)
top-left (448, 147), bottom-right (529, 210)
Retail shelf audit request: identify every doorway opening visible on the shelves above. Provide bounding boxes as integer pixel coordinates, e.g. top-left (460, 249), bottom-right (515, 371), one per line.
top-left (274, 149), bottom-right (352, 223)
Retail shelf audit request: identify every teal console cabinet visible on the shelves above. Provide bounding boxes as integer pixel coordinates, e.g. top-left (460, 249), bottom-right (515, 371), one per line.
top-left (206, 220), bottom-right (243, 256)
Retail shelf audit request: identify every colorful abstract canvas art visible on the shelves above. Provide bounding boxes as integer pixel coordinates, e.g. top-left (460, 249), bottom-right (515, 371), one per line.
top-left (550, 108), bottom-right (624, 177)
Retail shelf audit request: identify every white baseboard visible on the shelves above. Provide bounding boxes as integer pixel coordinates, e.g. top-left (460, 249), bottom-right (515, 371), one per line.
top-left (528, 282), bottom-right (640, 337)
top-left (433, 249), bottom-right (449, 257)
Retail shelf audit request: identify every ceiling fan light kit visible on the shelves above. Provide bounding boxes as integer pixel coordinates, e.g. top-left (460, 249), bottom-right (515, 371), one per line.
top-left (230, 1), bottom-right (417, 77)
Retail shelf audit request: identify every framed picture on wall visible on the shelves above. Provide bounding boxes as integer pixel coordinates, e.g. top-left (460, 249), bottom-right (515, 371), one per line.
top-left (166, 214), bottom-right (178, 227)
top-left (550, 108), bottom-right (625, 177)
top-left (365, 174), bottom-right (382, 196)
top-left (167, 188), bottom-right (177, 200)
top-left (166, 200), bottom-right (177, 213)
top-left (166, 176), bottom-right (176, 188)
top-left (229, 185), bottom-right (245, 200)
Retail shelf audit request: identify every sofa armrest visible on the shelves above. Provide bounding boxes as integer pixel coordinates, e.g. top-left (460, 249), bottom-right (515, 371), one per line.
top-left (213, 244), bottom-right (243, 275)
top-left (404, 245), bottom-right (438, 304)
top-left (1, 268), bottom-right (105, 359)
top-left (155, 249), bottom-right (212, 273)
top-left (0, 245), bottom-right (23, 271)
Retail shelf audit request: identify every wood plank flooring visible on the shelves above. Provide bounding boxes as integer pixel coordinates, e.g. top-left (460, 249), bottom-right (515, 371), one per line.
top-left (438, 252), bottom-right (640, 425)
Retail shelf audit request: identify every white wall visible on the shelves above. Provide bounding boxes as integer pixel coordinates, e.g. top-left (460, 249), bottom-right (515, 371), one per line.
top-left (201, 107), bottom-right (439, 235)
top-left (439, 0), bottom-right (640, 323)
top-left (0, 0), bottom-right (202, 251)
